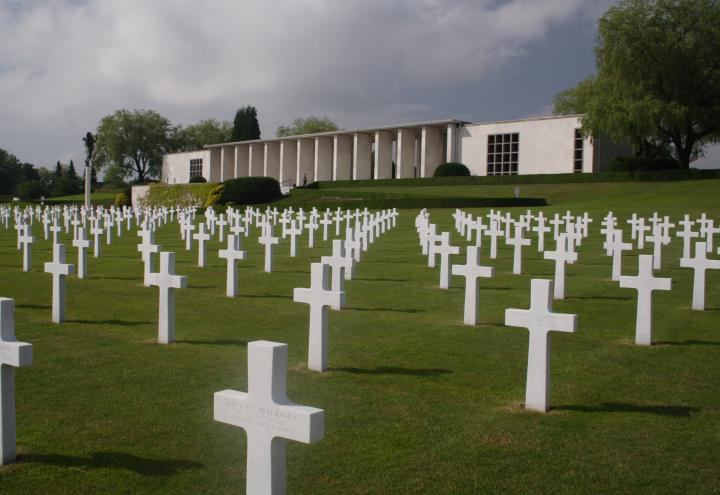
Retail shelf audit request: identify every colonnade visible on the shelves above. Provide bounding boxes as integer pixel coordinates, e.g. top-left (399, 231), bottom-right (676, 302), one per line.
top-left (206, 123), bottom-right (460, 185)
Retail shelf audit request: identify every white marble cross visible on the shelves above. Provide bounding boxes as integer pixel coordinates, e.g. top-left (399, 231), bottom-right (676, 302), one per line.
top-left (543, 234), bottom-right (577, 299)
top-left (138, 230), bottom-right (160, 286)
top-left (214, 340), bottom-right (324, 495)
top-left (145, 252), bottom-right (187, 344)
top-left (184, 221), bottom-right (196, 251)
top-left (293, 263), bottom-right (345, 372)
top-left (319, 214), bottom-right (332, 241)
top-left (619, 255), bottom-right (671, 345)
top-left (219, 235), bottom-right (247, 297)
top-left (258, 223), bottom-right (279, 273)
top-left (676, 216), bottom-right (699, 260)
top-left (44, 243), bottom-right (74, 323)
top-left (506, 223), bottom-right (531, 275)
top-left (436, 232), bottom-right (459, 289)
top-left (680, 241), bottom-right (720, 310)
top-left (91, 222), bottom-right (103, 257)
top-left (286, 221), bottom-right (302, 258)
top-left (320, 239), bottom-right (354, 300)
top-left (50, 222), bottom-right (62, 245)
top-left (0, 298), bottom-right (32, 465)
top-left (609, 229), bottom-right (632, 281)
top-left (504, 279), bottom-right (577, 412)
top-left (451, 246), bottom-right (494, 325)
top-left (485, 221), bottom-right (503, 259)
top-left (305, 216), bottom-right (318, 248)
top-left (193, 223), bottom-right (211, 268)
top-left (216, 214), bottom-right (228, 242)
top-left (18, 225), bottom-right (34, 272)
top-left (533, 215), bottom-right (550, 252)
top-left (72, 227), bottom-right (92, 279)
top-left (646, 224), bottom-right (670, 269)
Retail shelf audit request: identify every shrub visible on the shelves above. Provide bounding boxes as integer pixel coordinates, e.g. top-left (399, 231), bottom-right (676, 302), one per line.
top-left (609, 155), bottom-right (682, 172)
top-left (204, 184), bottom-right (225, 207)
top-left (189, 176), bottom-right (207, 183)
top-left (433, 162), bottom-right (471, 177)
top-left (217, 177), bottom-right (282, 205)
top-left (140, 183), bottom-right (217, 208)
top-left (16, 180), bottom-right (45, 200)
top-left (115, 192), bottom-right (130, 207)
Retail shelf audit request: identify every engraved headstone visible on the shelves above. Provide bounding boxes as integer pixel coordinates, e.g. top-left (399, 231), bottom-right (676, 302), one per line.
top-left (504, 279), bottom-right (577, 412)
top-left (619, 255), bottom-right (671, 345)
top-left (43, 243), bottom-right (74, 323)
top-left (679, 241), bottom-right (720, 310)
top-left (451, 246), bottom-right (494, 325)
top-left (72, 227), bottom-right (91, 279)
top-left (214, 341), bottom-right (324, 495)
top-left (0, 299), bottom-right (32, 465)
top-left (218, 234), bottom-right (247, 297)
top-left (145, 252), bottom-right (187, 344)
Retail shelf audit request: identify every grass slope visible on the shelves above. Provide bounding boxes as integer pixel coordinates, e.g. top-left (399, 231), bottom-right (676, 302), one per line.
top-left (0, 179), bottom-right (718, 494)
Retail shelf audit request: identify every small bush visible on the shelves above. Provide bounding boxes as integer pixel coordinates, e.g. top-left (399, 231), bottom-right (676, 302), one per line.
top-left (140, 183), bottom-right (217, 208)
top-left (218, 177), bottom-right (282, 205)
top-left (609, 156), bottom-right (682, 172)
top-left (189, 176), bottom-right (207, 183)
top-left (17, 180), bottom-right (45, 200)
top-left (204, 184), bottom-right (225, 207)
top-left (115, 192), bottom-right (130, 207)
top-left (433, 162), bottom-right (471, 177)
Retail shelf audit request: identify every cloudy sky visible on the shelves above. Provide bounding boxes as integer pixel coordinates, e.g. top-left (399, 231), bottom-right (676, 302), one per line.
top-left (0, 0), bottom-right (715, 170)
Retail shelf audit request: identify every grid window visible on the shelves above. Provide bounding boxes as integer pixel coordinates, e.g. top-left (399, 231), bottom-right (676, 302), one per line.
top-left (573, 129), bottom-right (584, 173)
top-left (189, 158), bottom-right (203, 179)
top-left (487, 133), bottom-right (519, 175)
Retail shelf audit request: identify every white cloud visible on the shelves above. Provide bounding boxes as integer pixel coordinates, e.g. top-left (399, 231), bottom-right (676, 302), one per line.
top-left (0, 0), bottom-right (610, 167)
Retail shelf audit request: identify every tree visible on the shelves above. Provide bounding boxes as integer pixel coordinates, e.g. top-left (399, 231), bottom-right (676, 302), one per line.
top-left (231, 106), bottom-right (261, 141)
top-left (93, 109), bottom-right (173, 182)
top-left (67, 160), bottom-right (77, 179)
top-left (276, 116), bottom-right (339, 137)
top-left (176, 119), bottom-right (233, 151)
top-left (55, 161), bottom-right (63, 177)
top-left (553, 0), bottom-right (720, 168)
top-left (83, 132), bottom-right (96, 195)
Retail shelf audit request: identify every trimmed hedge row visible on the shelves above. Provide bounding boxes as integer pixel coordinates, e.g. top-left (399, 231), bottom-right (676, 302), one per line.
top-left (307, 168), bottom-right (720, 189)
top-left (274, 196), bottom-right (547, 210)
top-left (140, 183), bottom-right (217, 208)
top-left (216, 177), bottom-right (282, 205)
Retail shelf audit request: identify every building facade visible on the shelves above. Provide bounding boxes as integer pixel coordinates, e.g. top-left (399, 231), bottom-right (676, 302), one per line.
top-left (161, 115), bottom-right (626, 185)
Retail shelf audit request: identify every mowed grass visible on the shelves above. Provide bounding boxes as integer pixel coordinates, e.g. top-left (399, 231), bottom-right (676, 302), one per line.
top-left (0, 179), bottom-right (719, 494)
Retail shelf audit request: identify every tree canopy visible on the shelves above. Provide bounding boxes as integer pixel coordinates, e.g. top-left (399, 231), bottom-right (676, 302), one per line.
top-left (231, 106), bottom-right (261, 141)
top-left (553, 0), bottom-right (720, 168)
top-left (92, 109), bottom-right (174, 182)
top-left (176, 118), bottom-right (233, 151)
top-left (276, 116), bottom-right (340, 137)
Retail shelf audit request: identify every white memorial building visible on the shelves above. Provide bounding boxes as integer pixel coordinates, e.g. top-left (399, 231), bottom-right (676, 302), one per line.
top-left (162, 114), bottom-right (626, 186)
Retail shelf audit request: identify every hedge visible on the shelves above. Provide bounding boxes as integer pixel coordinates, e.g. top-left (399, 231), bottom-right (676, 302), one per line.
top-left (309, 168), bottom-right (720, 189)
top-left (216, 177), bottom-right (282, 205)
top-left (433, 162), bottom-right (471, 177)
top-left (139, 183), bottom-right (217, 208)
top-left (273, 196), bottom-right (546, 210)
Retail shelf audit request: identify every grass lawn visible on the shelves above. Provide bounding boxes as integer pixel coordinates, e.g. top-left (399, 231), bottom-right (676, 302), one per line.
top-left (0, 179), bottom-right (719, 494)
top-left (46, 193), bottom-right (118, 205)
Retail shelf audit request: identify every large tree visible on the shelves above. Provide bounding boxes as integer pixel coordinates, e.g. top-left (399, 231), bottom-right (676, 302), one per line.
top-left (231, 106), bottom-right (261, 141)
top-left (92, 109), bottom-right (174, 182)
top-left (554, 0), bottom-right (720, 168)
top-left (176, 118), bottom-right (233, 151)
top-left (276, 115), bottom-right (339, 137)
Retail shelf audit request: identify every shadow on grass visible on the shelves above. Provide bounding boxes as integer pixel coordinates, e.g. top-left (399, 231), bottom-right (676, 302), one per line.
top-left (187, 285), bottom-right (216, 290)
top-left (17, 303), bottom-right (51, 309)
top-left (568, 295), bottom-right (632, 301)
top-left (240, 294), bottom-right (293, 300)
top-left (98, 276), bottom-right (139, 281)
top-left (345, 307), bottom-right (424, 314)
top-left (67, 319), bottom-right (152, 327)
top-left (553, 402), bottom-right (699, 417)
top-left (330, 366), bottom-right (452, 377)
top-left (22, 452), bottom-right (203, 476)
top-left (176, 339), bottom-right (247, 347)
top-left (354, 277), bottom-right (411, 283)
top-left (655, 340), bottom-right (720, 347)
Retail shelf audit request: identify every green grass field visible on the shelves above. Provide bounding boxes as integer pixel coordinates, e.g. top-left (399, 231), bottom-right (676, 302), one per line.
top-left (0, 179), bottom-right (719, 494)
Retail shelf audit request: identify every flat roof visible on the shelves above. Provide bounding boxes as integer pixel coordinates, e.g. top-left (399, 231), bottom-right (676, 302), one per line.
top-left (204, 118), bottom-right (472, 149)
top-left (203, 114), bottom-right (585, 149)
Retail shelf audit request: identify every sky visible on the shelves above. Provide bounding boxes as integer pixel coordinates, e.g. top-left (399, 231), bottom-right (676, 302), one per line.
top-left (0, 0), bottom-right (716, 170)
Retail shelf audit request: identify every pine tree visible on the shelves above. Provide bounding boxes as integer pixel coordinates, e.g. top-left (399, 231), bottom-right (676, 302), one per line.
top-left (231, 106), bottom-right (261, 141)
top-left (55, 161), bottom-right (63, 177)
top-left (67, 160), bottom-right (77, 179)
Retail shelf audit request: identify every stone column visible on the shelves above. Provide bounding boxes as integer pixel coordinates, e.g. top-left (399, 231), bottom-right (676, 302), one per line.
top-left (421, 126), bottom-right (443, 178)
top-left (221, 145), bottom-right (236, 182)
top-left (397, 128), bottom-right (416, 179)
top-left (297, 138), bottom-right (315, 185)
top-left (235, 145), bottom-right (249, 178)
top-left (333, 135), bottom-right (353, 181)
top-left (249, 143), bottom-right (265, 177)
top-left (374, 130), bottom-right (394, 180)
top-left (264, 142), bottom-right (280, 180)
top-left (314, 137), bottom-right (333, 182)
top-left (353, 133), bottom-right (372, 180)
top-left (279, 140), bottom-right (297, 186)
top-left (446, 123), bottom-right (458, 163)
top-left (208, 148), bottom-right (222, 182)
